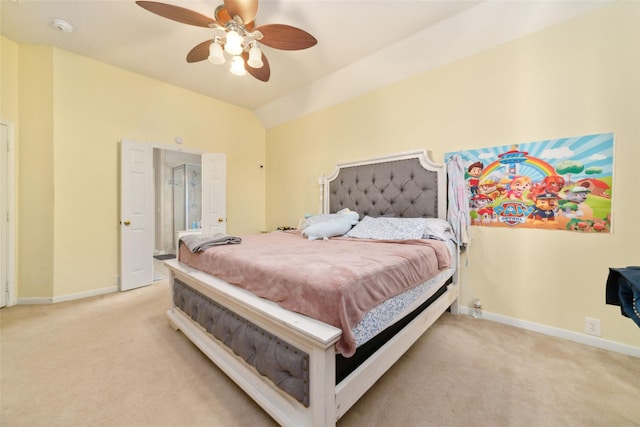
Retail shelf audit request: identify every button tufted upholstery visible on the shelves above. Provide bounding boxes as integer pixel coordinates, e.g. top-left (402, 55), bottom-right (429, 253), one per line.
top-left (329, 158), bottom-right (439, 218)
top-left (173, 279), bottom-right (310, 406)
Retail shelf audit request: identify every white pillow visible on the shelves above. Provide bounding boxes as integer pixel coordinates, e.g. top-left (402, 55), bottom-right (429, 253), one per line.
top-left (303, 220), bottom-right (355, 241)
top-left (423, 218), bottom-right (455, 242)
top-left (345, 216), bottom-right (426, 240)
top-left (299, 213), bottom-right (339, 230)
top-left (299, 208), bottom-right (354, 230)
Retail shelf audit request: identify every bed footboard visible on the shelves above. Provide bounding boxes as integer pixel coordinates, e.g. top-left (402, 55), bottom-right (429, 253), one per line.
top-left (166, 260), bottom-right (342, 427)
top-left (173, 278), bottom-right (311, 406)
top-left (165, 259), bottom-right (459, 427)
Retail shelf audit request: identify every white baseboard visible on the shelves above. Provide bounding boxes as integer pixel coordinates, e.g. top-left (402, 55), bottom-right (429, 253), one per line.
top-left (17, 285), bottom-right (118, 305)
top-left (16, 297), bottom-right (55, 304)
top-left (460, 306), bottom-right (640, 358)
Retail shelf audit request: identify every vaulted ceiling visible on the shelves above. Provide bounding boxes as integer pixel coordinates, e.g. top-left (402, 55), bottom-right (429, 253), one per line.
top-left (1, 1), bottom-right (611, 128)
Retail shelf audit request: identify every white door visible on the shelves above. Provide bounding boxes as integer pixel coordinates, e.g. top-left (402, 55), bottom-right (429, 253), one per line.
top-left (0, 122), bottom-right (9, 307)
top-left (0, 120), bottom-right (15, 307)
top-left (201, 153), bottom-right (227, 234)
top-left (120, 139), bottom-right (153, 291)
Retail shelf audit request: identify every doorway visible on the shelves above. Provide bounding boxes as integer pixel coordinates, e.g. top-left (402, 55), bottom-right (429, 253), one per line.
top-left (120, 140), bottom-right (225, 290)
top-left (153, 148), bottom-right (202, 258)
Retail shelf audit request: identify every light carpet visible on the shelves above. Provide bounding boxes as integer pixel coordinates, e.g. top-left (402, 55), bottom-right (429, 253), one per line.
top-left (1, 278), bottom-right (639, 426)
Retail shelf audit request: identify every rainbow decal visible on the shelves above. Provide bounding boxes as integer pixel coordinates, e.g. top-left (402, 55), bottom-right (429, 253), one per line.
top-left (480, 157), bottom-right (556, 183)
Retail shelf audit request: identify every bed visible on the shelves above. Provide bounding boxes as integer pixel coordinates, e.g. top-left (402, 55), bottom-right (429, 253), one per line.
top-left (164, 149), bottom-right (460, 426)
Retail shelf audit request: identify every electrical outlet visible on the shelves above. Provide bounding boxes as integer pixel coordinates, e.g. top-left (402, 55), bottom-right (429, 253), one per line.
top-left (585, 317), bottom-right (601, 336)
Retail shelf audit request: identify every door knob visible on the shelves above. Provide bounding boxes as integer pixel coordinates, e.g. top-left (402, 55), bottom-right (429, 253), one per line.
top-left (123, 220), bottom-right (131, 226)
top-left (218, 218), bottom-right (224, 223)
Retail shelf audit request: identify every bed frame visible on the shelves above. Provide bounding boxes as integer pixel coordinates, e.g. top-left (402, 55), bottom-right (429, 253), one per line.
top-left (165, 149), bottom-right (460, 426)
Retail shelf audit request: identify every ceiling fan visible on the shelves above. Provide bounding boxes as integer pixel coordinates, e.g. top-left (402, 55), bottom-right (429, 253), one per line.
top-left (136, 0), bottom-right (317, 82)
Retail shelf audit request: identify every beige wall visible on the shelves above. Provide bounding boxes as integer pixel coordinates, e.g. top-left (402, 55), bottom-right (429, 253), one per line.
top-left (1, 37), bottom-right (19, 122)
top-left (18, 45), bottom-right (56, 299)
top-left (265, 2), bottom-right (640, 348)
top-left (3, 42), bottom-right (266, 298)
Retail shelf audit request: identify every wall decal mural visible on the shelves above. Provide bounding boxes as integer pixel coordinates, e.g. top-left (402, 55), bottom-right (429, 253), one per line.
top-left (446, 133), bottom-right (614, 233)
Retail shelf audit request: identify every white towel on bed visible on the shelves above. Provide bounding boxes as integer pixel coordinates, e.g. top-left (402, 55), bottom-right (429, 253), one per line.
top-left (180, 233), bottom-right (242, 252)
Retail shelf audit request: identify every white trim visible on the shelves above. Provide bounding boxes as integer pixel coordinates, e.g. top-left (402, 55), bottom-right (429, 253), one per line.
top-left (0, 119), bottom-right (16, 307)
top-left (16, 297), bottom-right (55, 305)
top-left (17, 285), bottom-right (119, 305)
top-left (459, 306), bottom-right (640, 358)
top-left (148, 141), bottom-right (205, 155)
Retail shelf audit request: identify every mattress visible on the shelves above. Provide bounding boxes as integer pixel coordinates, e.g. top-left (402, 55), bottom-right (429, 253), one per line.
top-left (351, 239), bottom-right (456, 347)
top-left (178, 231), bottom-right (452, 356)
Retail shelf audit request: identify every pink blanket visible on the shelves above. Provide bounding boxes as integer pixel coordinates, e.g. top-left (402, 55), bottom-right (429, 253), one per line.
top-left (179, 231), bottom-right (451, 357)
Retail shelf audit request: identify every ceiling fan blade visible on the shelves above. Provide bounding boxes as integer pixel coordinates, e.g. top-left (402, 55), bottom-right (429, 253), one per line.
top-left (223, 0), bottom-right (259, 25)
top-left (136, 1), bottom-right (215, 28)
top-left (242, 51), bottom-right (270, 82)
top-left (186, 40), bottom-right (212, 63)
top-left (214, 5), bottom-right (232, 26)
top-left (255, 24), bottom-right (317, 50)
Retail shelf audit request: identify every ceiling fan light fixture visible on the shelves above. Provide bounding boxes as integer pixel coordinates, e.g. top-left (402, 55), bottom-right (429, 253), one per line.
top-left (224, 29), bottom-right (243, 56)
top-left (136, 1), bottom-right (317, 82)
top-left (208, 40), bottom-right (225, 64)
top-left (230, 55), bottom-right (247, 76)
top-left (247, 44), bottom-right (263, 69)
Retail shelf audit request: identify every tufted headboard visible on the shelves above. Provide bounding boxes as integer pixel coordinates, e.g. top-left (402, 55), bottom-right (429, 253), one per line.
top-left (321, 150), bottom-right (446, 220)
